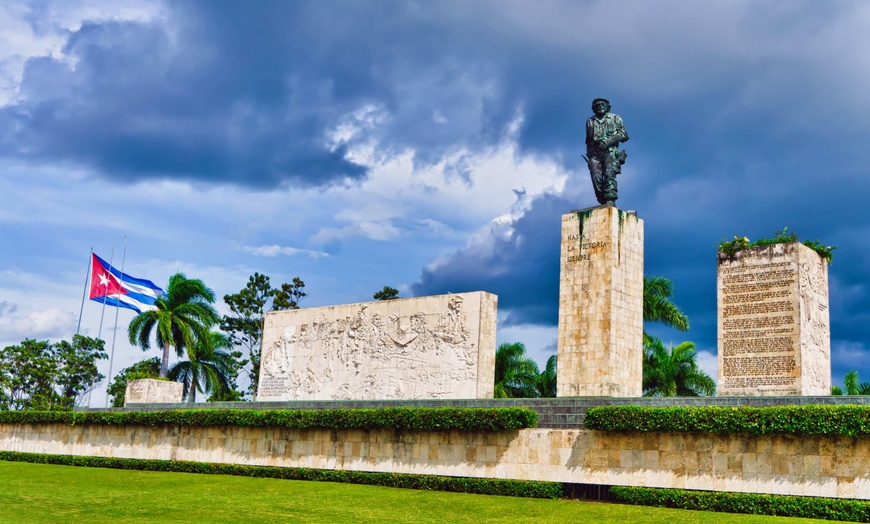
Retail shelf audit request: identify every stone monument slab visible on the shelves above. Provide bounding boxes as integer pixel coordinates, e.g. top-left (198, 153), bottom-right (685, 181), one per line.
top-left (557, 206), bottom-right (644, 397)
top-left (717, 242), bottom-right (830, 396)
top-left (124, 378), bottom-right (184, 406)
top-left (256, 292), bottom-right (497, 401)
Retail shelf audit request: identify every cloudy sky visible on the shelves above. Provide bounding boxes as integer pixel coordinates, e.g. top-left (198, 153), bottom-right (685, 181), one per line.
top-left (2, 0), bottom-right (869, 405)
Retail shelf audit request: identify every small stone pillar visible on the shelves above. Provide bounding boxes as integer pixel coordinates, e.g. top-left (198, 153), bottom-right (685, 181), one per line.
top-left (557, 206), bottom-right (644, 397)
top-left (124, 378), bottom-right (184, 405)
top-left (717, 242), bottom-right (831, 396)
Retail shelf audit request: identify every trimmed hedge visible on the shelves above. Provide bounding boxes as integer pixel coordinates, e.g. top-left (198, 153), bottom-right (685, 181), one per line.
top-left (0, 451), bottom-right (562, 499)
top-left (0, 407), bottom-right (537, 432)
top-left (611, 486), bottom-right (870, 523)
top-left (584, 405), bottom-right (870, 437)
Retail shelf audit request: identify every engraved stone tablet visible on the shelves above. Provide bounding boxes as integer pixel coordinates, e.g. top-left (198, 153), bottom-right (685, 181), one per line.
top-left (717, 243), bottom-right (830, 396)
top-left (256, 292), bottom-right (497, 401)
top-left (124, 378), bottom-right (184, 405)
top-left (557, 206), bottom-right (644, 397)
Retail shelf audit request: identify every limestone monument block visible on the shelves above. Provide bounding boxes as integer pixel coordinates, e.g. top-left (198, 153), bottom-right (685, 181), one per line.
top-left (256, 292), bottom-right (497, 401)
top-left (557, 206), bottom-right (644, 397)
top-left (124, 378), bottom-right (184, 406)
top-left (718, 242), bottom-right (831, 396)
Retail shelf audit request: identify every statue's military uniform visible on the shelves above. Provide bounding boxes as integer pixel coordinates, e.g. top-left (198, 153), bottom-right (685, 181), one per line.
top-left (585, 111), bottom-right (629, 206)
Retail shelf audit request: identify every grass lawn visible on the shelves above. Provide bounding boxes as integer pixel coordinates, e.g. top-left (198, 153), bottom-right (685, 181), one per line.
top-left (0, 461), bottom-right (851, 524)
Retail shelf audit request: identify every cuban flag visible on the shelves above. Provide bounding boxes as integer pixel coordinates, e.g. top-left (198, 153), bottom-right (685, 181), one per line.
top-left (88, 253), bottom-right (164, 314)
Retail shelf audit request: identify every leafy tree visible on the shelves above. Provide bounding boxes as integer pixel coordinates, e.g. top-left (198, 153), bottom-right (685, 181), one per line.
top-left (168, 330), bottom-right (236, 403)
top-left (221, 273), bottom-right (305, 399)
top-left (373, 286), bottom-right (400, 301)
top-left (53, 335), bottom-right (108, 409)
top-left (106, 357), bottom-right (161, 408)
top-left (128, 273), bottom-right (219, 378)
top-left (832, 386), bottom-right (843, 395)
top-left (494, 342), bottom-right (540, 398)
top-left (642, 337), bottom-right (715, 397)
top-left (537, 354), bottom-right (557, 398)
top-left (643, 276), bottom-right (689, 345)
top-left (0, 336), bottom-right (107, 410)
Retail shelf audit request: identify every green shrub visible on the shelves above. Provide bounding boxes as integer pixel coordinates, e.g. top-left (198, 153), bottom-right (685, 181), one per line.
top-left (584, 405), bottom-right (870, 437)
top-left (611, 486), bottom-right (870, 522)
top-left (0, 407), bottom-right (537, 432)
top-left (0, 451), bottom-right (561, 499)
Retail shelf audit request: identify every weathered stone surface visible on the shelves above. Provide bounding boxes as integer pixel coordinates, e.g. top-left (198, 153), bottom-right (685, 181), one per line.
top-left (257, 292), bottom-right (497, 401)
top-left (557, 206), bottom-right (644, 397)
top-left (124, 379), bottom-right (184, 406)
top-left (718, 243), bottom-right (830, 396)
top-left (4, 422), bottom-right (870, 499)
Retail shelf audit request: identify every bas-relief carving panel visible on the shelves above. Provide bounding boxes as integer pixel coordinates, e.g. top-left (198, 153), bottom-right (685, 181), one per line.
top-left (717, 243), bottom-right (830, 396)
top-left (257, 292), bottom-right (497, 401)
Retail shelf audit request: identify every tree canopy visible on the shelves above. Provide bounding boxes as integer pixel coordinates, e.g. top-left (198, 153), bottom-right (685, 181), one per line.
top-left (642, 337), bottom-right (715, 397)
top-left (0, 335), bottom-right (107, 410)
top-left (221, 272), bottom-right (306, 399)
top-left (128, 273), bottom-right (219, 378)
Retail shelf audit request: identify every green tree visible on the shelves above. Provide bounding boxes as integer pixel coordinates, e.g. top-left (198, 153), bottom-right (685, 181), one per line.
top-left (494, 342), bottom-right (540, 398)
top-left (168, 331), bottom-right (236, 403)
top-left (53, 335), bottom-right (108, 409)
top-left (373, 286), bottom-right (400, 301)
top-left (844, 370), bottom-right (860, 395)
top-left (642, 337), bottom-right (715, 397)
top-left (537, 354), bottom-right (557, 398)
top-left (832, 386), bottom-right (843, 395)
top-left (643, 276), bottom-right (689, 345)
top-left (221, 273), bottom-right (305, 399)
top-left (106, 357), bottom-right (161, 408)
top-left (0, 339), bottom-right (57, 410)
top-left (128, 273), bottom-right (219, 378)
top-left (0, 336), bottom-right (107, 410)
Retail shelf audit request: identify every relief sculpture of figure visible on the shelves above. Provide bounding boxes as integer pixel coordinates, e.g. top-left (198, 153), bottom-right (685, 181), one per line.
top-left (584, 98), bottom-right (629, 206)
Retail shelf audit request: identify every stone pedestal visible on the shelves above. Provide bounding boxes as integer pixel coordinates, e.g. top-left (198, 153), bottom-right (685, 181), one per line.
top-left (124, 378), bottom-right (184, 406)
top-left (717, 242), bottom-right (831, 396)
top-left (557, 206), bottom-right (644, 397)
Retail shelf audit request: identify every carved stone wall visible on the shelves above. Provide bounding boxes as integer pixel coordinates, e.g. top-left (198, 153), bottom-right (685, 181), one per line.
top-left (124, 379), bottom-right (184, 406)
top-left (557, 206), bottom-right (644, 397)
top-left (717, 243), bottom-right (830, 396)
top-left (256, 292), bottom-right (497, 401)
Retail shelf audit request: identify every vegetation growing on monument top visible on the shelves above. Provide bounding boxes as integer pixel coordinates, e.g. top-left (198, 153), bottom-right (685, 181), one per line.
top-left (718, 227), bottom-right (835, 263)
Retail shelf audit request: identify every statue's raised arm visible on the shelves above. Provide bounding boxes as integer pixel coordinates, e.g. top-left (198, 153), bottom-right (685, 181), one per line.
top-left (584, 98), bottom-right (629, 207)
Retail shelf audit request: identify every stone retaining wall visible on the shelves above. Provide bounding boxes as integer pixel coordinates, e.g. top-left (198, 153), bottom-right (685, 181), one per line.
top-left (3, 422), bottom-right (868, 499)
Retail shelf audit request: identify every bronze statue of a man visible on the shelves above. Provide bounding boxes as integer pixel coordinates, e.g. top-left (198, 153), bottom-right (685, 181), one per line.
top-left (584, 98), bottom-right (629, 206)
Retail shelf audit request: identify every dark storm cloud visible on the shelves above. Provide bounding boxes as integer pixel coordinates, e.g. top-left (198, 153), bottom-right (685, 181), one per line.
top-left (412, 192), bottom-right (568, 326)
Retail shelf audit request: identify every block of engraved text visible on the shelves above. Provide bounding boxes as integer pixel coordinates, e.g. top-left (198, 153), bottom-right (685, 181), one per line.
top-left (557, 206), bottom-right (644, 397)
top-left (718, 242), bottom-right (830, 396)
top-left (256, 292), bottom-right (497, 401)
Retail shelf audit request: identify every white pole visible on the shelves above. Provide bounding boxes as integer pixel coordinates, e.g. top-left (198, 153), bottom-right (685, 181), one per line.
top-left (76, 248), bottom-right (93, 336)
top-left (97, 242), bottom-right (115, 340)
top-left (105, 237), bottom-right (127, 408)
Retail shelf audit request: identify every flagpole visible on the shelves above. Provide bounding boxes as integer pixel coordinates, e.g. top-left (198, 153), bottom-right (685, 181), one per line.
top-left (105, 237), bottom-right (127, 408)
top-left (97, 242), bottom-right (115, 340)
top-left (76, 248), bottom-right (93, 336)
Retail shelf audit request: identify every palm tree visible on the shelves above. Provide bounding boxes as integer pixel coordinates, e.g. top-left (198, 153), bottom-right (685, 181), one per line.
top-left (168, 330), bottom-right (235, 402)
top-left (643, 276), bottom-right (689, 345)
top-left (494, 342), bottom-right (540, 398)
top-left (642, 337), bottom-right (715, 397)
top-left (128, 273), bottom-right (219, 378)
top-left (537, 354), bottom-right (557, 398)
top-left (844, 370), bottom-right (860, 395)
